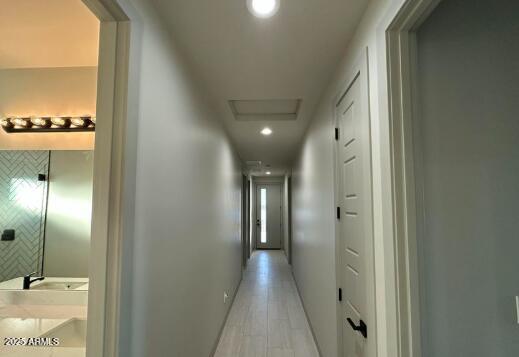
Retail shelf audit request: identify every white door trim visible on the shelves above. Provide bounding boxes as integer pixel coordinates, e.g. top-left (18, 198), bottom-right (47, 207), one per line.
top-left (80, 1), bottom-right (132, 357)
top-left (332, 48), bottom-right (376, 357)
top-left (385, 1), bottom-right (442, 356)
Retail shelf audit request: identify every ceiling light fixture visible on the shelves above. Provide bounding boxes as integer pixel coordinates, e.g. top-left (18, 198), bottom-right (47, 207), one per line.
top-left (266, 171), bottom-right (272, 175)
top-left (261, 127), bottom-right (273, 136)
top-left (247, 0), bottom-right (280, 18)
top-left (1, 116), bottom-right (95, 133)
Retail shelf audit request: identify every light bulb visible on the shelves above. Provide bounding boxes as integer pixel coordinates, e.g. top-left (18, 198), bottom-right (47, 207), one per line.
top-left (12, 118), bottom-right (30, 128)
top-left (31, 117), bottom-right (50, 127)
top-left (247, 0), bottom-right (279, 18)
top-left (261, 127), bottom-right (273, 136)
top-left (0, 118), bottom-right (12, 128)
top-left (51, 117), bottom-right (69, 127)
top-left (71, 117), bottom-right (87, 127)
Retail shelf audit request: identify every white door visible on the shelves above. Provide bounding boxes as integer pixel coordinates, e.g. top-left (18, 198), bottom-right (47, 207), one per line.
top-left (336, 74), bottom-right (376, 357)
top-left (256, 184), bottom-right (282, 249)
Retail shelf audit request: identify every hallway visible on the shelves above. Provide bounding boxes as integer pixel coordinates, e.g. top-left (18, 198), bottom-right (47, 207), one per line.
top-left (215, 251), bottom-right (319, 357)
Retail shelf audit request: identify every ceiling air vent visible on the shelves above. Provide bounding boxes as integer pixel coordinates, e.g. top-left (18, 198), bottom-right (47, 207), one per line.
top-left (245, 160), bottom-right (263, 174)
top-left (229, 99), bottom-right (301, 121)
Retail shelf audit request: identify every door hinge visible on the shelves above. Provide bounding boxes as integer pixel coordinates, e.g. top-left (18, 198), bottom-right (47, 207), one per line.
top-left (335, 127), bottom-right (339, 141)
top-left (338, 288), bottom-right (342, 302)
top-left (336, 206), bottom-right (341, 220)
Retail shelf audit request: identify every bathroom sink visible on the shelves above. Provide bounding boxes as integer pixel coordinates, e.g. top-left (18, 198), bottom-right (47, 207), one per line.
top-left (40, 318), bottom-right (87, 347)
top-left (32, 282), bottom-right (86, 290)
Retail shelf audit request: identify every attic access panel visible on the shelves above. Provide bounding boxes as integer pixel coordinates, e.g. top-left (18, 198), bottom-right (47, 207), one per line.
top-left (229, 99), bottom-right (301, 121)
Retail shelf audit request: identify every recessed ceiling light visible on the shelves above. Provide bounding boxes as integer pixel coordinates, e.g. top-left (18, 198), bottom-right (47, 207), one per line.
top-left (266, 171), bottom-right (272, 175)
top-left (247, 0), bottom-right (280, 18)
top-left (261, 127), bottom-right (273, 136)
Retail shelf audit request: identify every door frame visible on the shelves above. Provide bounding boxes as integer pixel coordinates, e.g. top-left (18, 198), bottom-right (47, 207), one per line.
top-left (241, 174), bottom-right (248, 267)
top-left (287, 175), bottom-right (292, 264)
top-left (385, 0), bottom-right (441, 356)
top-left (332, 48), bottom-right (376, 357)
top-left (253, 179), bottom-right (284, 250)
top-left (250, 176), bottom-right (254, 261)
top-left (80, 1), bottom-right (133, 356)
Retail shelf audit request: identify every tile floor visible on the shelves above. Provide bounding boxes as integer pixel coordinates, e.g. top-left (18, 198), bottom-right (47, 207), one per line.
top-left (214, 250), bottom-right (320, 357)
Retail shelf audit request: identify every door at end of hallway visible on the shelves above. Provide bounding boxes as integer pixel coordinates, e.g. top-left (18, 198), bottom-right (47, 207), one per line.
top-left (255, 184), bottom-right (282, 250)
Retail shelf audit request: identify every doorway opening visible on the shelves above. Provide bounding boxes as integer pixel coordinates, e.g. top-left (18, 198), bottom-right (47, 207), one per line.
top-left (388, 0), bottom-right (519, 355)
top-left (0, 1), bottom-right (130, 356)
top-left (0, 1), bottom-right (99, 355)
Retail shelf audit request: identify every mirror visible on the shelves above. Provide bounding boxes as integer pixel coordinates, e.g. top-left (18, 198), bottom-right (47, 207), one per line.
top-left (0, 150), bottom-right (93, 290)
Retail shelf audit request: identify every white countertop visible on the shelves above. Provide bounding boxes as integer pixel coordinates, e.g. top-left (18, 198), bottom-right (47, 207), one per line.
top-left (0, 283), bottom-right (88, 356)
top-left (0, 277), bottom-right (88, 291)
top-left (0, 318), bottom-right (86, 356)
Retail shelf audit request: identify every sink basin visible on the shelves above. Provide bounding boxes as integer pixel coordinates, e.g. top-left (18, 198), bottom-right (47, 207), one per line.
top-left (32, 282), bottom-right (86, 290)
top-left (40, 318), bottom-right (87, 347)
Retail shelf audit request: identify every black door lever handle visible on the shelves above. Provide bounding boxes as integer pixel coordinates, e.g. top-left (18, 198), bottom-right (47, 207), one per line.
top-left (347, 318), bottom-right (368, 338)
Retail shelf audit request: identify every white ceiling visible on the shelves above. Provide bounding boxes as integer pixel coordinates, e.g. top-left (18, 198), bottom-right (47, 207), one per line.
top-left (0, 0), bottom-right (99, 69)
top-left (152, 0), bottom-right (368, 175)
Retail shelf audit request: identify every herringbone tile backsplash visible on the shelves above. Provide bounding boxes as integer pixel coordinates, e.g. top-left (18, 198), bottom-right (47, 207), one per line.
top-left (0, 151), bottom-right (49, 283)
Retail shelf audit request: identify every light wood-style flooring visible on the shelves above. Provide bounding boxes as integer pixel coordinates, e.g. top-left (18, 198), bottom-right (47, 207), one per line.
top-left (214, 250), bottom-right (320, 357)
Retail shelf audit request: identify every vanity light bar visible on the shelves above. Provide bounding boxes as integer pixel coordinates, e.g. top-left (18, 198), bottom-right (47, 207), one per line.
top-left (0, 116), bottom-right (96, 133)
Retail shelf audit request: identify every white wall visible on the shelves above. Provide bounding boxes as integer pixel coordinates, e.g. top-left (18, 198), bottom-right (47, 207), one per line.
top-left (291, 0), bottom-right (408, 356)
top-left (117, 1), bottom-right (244, 357)
top-left (291, 101), bottom-right (338, 356)
top-left (44, 151), bottom-right (94, 277)
top-left (0, 67), bottom-right (96, 150)
top-left (415, 1), bottom-right (519, 355)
